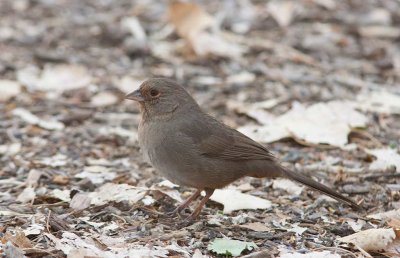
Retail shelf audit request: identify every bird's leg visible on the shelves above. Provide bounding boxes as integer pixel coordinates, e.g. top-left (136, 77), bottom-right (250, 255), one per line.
top-left (186, 188), bottom-right (215, 221)
top-left (167, 189), bottom-right (202, 217)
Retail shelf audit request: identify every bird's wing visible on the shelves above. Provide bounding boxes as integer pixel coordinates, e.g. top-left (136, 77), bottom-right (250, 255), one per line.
top-left (180, 114), bottom-right (275, 161)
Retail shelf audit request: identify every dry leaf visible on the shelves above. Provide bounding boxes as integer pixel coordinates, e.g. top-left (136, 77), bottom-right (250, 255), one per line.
top-left (356, 90), bottom-right (400, 115)
top-left (289, 224), bottom-right (308, 235)
top-left (45, 232), bottom-right (104, 256)
top-left (168, 1), bottom-right (245, 58)
top-left (52, 175), bottom-right (70, 185)
top-left (17, 64), bottom-right (91, 93)
top-left (26, 169), bottom-right (43, 187)
top-left (272, 178), bottom-right (304, 195)
top-left (23, 224), bottom-right (44, 236)
top-left (358, 26), bottom-right (400, 38)
top-left (51, 189), bottom-right (71, 202)
top-left (0, 143), bottom-right (21, 156)
top-left (4, 230), bottom-right (33, 248)
top-left (89, 183), bottom-right (147, 206)
top-left (34, 154), bottom-right (68, 167)
top-left (345, 218), bottom-right (366, 232)
top-left (118, 76), bottom-right (144, 94)
top-left (168, 2), bottom-right (214, 39)
top-left (16, 187), bottom-right (35, 203)
top-left (4, 242), bottom-right (25, 258)
top-left (192, 249), bottom-right (210, 258)
top-left (210, 189), bottom-right (271, 214)
top-left (280, 251), bottom-right (340, 258)
top-left (366, 148), bottom-right (400, 170)
top-left (12, 108), bottom-right (65, 131)
top-left (339, 228), bottom-right (396, 251)
top-left (75, 166), bottom-right (116, 184)
top-left (239, 222), bottom-right (270, 232)
top-left (238, 101), bottom-right (367, 147)
top-left (91, 91), bottom-right (118, 107)
top-left (46, 232), bottom-right (170, 257)
top-left (368, 209), bottom-right (400, 220)
top-left (267, 1), bottom-right (296, 27)
top-left (121, 16), bottom-right (146, 42)
top-left (0, 80), bottom-right (21, 101)
top-left (98, 126), bottom-right (138, 141)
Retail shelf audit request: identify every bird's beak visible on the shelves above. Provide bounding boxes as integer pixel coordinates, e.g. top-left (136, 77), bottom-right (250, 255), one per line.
top-left (125, 90), bottom-right (144, 102)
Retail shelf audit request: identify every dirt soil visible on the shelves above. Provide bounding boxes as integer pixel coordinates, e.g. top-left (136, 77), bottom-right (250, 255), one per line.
top-left (1, 0), bottom-right (400, 257)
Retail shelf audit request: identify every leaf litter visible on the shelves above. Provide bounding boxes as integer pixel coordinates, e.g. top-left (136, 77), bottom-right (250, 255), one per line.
top-left (0, 0), bottom-right (399, 257)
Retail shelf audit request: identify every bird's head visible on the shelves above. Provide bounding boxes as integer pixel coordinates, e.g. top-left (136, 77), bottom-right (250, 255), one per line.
top-left (125, 78), bottom-right (198, 119)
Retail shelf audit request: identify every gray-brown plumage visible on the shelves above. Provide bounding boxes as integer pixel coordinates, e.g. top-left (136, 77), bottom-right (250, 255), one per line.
top-left (126, 78), bottom-right (359, 220)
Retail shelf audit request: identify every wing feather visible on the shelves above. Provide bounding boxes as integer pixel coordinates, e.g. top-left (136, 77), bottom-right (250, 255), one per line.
top-left (180, 114), bottom-right (275, 161)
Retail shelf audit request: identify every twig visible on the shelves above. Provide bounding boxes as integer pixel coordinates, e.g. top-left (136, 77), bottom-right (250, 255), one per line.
top-left (45, 210), bottom-right (51, 233)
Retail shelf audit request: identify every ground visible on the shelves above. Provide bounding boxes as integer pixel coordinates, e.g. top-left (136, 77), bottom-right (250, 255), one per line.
top-left (0, 0), bottom-right (400, 257)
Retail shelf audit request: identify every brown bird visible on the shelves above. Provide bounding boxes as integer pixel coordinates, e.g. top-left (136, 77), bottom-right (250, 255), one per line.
top-left (126, 78), bottom-right (359, 221)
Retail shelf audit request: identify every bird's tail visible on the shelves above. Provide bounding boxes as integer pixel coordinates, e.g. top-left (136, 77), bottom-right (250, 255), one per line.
top-left (279, 166), bottom-right (361, 210)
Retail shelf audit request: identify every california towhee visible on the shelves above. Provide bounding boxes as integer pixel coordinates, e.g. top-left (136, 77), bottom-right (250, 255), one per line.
top-left (126, 78), bottom-right (359, 220)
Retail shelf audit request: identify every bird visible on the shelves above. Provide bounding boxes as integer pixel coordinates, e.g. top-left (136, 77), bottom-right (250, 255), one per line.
top-left (125, 78), bottom-right (360, 221)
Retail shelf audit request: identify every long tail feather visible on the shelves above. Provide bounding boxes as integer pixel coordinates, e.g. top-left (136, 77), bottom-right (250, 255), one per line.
top-left (280, 166), bottom-right (361, 210)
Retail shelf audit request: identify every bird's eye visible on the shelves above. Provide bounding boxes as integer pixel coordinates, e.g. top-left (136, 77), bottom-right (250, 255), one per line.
top-left (150, 89), bottom-right (159, 97)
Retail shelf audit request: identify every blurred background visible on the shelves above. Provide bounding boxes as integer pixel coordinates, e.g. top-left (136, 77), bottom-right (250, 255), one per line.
top-left (1, 0), bottom-right (400, 257)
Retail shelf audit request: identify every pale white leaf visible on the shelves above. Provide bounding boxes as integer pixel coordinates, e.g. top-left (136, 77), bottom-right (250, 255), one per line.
top-left (359, 26), bottom-right (400, 38)
top-left (345, 218), bottom-right (366, 232)
top-left (367, 209), bottom-right (400, 220)
top-left (45, 232), bottom-right (104, 256)
top-left (289, 224), bottom-right (308, 235)
top-left (363, 8), bottom-right (392, 25)
top-left (89, 183), bottom-right (147, 206)
top-left (75, 166), bottom-right (116, 184)
top-left (121, 16), bottom-right (146, 41)
top-left (106, 247), bottom-right (169, 258)
top-left (26, 169), bottom-right (43, 187)
top-left (238, 124), bottom-right (288, 143)
top-left (12, 108), bottom-right (64, 130)
top-left (34, 64), bottom-right (91, 92)
top-left (0, 143), bottom-right (21, 155)
top-left (0, 80), bottom-right (21, 101)
top-left (356, 90), bottom-right (400, 114)
top-left (102, 222), bottom-right (119, 234)
top-left (154, 189), bottom-right (183, 202)
top-left (313, 0), bottom-right (336, 10)
top-left (168, 2), bottom-right (245, 59)
top-left (238, 101), bottom-right (367, 147)
top-left (226, 72), bottom-right (256, 85)
top-left (168, 2), bottom-right (214, 39)
top-left (267, 1), bottom-right (296, 27)
top-left (366, 148), bottom-right (400, 170)
top-left (23, 224), bottom-right (44, 236)
top-left (91, 91), bottom-right (118, 107)
top-left (192, 249), bottom-right (210, 258)
top-left (98, 126), bottom-right (137, 141)
top-left (142, 195), bottom-right (156, 205)
top-left (70, 193), bottom-right (91, 210)
top-left (190, 31), bottom-right (245, 58)
top-left (272, 178), bottom-right (304, 195)
top-left (339, 228), bottom-right (396, 251)
top-left (280, 251), bottom-right (340, 258)
top-left (210, 189), bottom-right (271, 214)
top-left (35, 154), bottom-right (68, 167)
top-left (17, 187), bottom-right (36, 203)
top-left (79, 217), bottom-right (105, 229)
top-left (118, 76), bottom-right (144, 94)
top-left (51, 189), bottom-right (71, 202)
top-left (157, 180), bottom-right (179, 188)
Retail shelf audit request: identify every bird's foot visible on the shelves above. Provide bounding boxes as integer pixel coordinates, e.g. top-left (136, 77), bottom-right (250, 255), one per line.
top-left (179, 216), bottom-right (196, 227)
top-left (165, 208), bottom-right (181, 218)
